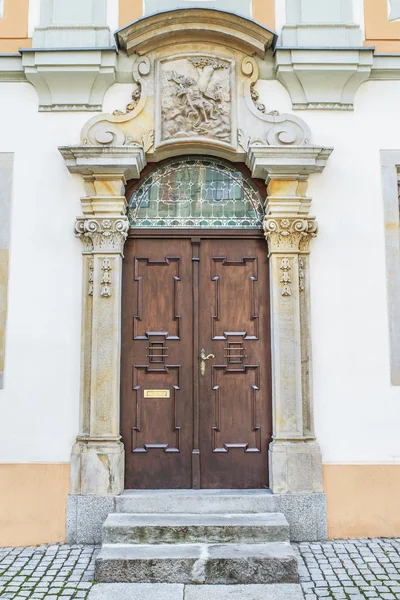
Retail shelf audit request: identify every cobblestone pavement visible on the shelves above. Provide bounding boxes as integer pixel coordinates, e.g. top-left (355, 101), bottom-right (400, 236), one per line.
top-left (2, 540), bottom-right (400, 598)
top-left (296, 539), bottom-right (400, 599)
top-left (0, 545), bottom-right (98, 599)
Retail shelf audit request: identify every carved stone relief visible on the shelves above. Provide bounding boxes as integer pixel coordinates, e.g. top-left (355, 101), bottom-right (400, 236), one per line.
top-left (78, 45), bottom-right (313, 159)
top-left (160, 56), bottom-right (231, 143)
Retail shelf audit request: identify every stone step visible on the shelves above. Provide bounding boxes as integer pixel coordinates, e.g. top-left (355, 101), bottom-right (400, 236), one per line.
top-left (116, 489), bottom-right (277, 514)
top-left (95, 542), bottom-right (299, 585)
top-left (88, 583), bottom-right (305, 600)
top-left (102, 512), bottom-right (290, 545)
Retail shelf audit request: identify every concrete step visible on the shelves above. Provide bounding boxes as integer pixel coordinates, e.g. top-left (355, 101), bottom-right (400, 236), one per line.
top-left (95, 542), bottom-right (299, 584)
top-left (88, 583), bottom-right (305, 600)
top-left (102, 512), bottom-right (289, 545)
top-left (115, 490), bottom-right (276, 515)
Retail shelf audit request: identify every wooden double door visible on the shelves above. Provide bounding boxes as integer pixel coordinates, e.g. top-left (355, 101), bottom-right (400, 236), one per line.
top-left (121, 230), bottom-right (272, 489)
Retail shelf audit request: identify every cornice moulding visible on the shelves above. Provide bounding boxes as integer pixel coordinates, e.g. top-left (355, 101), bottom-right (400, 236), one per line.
top-left (275, 47), bottom-right (374, 110)
top-left (21, 48), bottom-right (117, 111)
top-left (0, 55), bottom-right (26, 82)
top-left (58, 145), bottom-right (146, 179)
top-left (370, 54), bottom-right (400, 80)
top-left (116, 8), bottom-right (277, 58)
top-left (246, 145), bottom-right (333, 179)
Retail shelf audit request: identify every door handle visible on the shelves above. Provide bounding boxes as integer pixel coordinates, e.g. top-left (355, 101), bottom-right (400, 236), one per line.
top-left (200, 348), bottom-right (215, 376)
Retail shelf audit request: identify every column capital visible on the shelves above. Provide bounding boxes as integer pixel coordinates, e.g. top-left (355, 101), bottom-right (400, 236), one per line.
top-left (264, 216), bottom-right (318, 254)
top-left (75, 217), bottom-right (129, 254)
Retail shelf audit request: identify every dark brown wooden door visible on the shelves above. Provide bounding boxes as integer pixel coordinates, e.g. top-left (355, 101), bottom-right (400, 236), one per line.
top-left (121, 231), bottom-right (271, 489)
top-left (198, 238), bottom-right (271, 488)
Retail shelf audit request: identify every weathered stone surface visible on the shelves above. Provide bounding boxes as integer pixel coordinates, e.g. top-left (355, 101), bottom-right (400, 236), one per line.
top-left (115, 489), bottom-right (276, 515)
top-left (67, 490), bottom-right (327, 543)
top-left (66, 494), bottom-right (115, 544)
top-left (102, 513), bottom-right (289, 545)
top-left (95, 542), bottom-right (298, 584)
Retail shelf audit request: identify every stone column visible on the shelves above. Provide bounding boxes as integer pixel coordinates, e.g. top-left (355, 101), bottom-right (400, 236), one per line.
top-left (264, 181), bottom-right (322, 494)
top-left (246, 145), bottom-right (332, 494)
top-left (59, 146), bottom-right (146, 496)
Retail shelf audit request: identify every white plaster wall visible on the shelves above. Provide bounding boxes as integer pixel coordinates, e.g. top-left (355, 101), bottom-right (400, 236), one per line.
top-left (258, 78), bottom-right (400, 465)
top-left (2, 76), bottom-right (400, 466)
top-left (0, 83), bottom-right (92, 463)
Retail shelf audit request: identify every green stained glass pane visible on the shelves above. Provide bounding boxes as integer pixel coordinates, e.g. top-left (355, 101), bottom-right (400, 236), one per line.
top-left (128, 158), bottom-right (264, 229)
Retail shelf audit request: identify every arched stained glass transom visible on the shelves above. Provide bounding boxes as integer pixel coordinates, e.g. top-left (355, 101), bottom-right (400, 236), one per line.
top-left (127, 158), bottom-right (265, 229)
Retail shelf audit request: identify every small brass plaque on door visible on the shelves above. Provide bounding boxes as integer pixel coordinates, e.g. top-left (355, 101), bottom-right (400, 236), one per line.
top-left (144, 389), bottom-right (170, 398)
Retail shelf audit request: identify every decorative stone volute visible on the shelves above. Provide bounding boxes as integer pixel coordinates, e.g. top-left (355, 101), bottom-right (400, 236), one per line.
top-left (75, 217), bottom-right (129, 254)
top-left (264, 217), bottom-right (318, 254)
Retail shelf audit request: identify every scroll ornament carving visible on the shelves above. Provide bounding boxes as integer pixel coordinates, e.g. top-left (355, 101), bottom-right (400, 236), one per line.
top-left (75, 217), bottom-right (129, 253)
top-left (241, 57), bottom-right (311, 146)
top-left (250, 84), bottom-right (278, 117)
top-left (264, 217), bottom-right (318, 254)
top-left (162, 56), bottom-right (231, 142)
top-left (113, 83), bottom-right (141, 117)
top-left (81, 56), bottom-right (151, 146)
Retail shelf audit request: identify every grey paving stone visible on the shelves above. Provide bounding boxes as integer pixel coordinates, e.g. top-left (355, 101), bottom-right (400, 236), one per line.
top-left (185, 584), bottom-right (305, 600)
top-left (88, 583), bottom-right (184, 600)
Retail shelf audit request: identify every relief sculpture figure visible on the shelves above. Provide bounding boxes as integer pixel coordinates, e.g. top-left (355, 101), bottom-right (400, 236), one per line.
top-left (161, 57), bottom-right (231, 142)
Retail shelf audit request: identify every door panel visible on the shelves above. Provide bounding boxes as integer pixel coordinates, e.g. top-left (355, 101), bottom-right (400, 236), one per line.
top-left (198, 238), bottom-right (271, 488)
top-left (121, 233), bottom-right (271, 489)
top-left (121, 238), bottom-right (193, 489)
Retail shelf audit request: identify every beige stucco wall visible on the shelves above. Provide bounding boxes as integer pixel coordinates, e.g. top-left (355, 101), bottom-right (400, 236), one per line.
top-left (1, 463), bottom-right (400, 545)
top-left (0, 0), bottom-right (31, 53)
top-left (364, 0), bottom-right (400, 52)
top-left (324, 464), bottom-right (400, 539)
top-left (117, 0), bottom-right (275, 29)
top-left (0, 464), bottom-right (70, 547)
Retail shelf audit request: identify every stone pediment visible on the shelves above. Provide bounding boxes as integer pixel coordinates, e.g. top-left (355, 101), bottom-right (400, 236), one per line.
top-left (115, 8), bottom-right (277, 58)
top-left (78, 9), bottom-right (316, 167)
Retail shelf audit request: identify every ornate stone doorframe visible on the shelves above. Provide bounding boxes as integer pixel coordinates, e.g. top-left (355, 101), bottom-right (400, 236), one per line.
top-left (59, 8), bottom-right (333, 543)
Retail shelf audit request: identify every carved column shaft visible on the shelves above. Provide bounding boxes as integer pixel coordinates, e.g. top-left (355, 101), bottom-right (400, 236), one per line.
top-left (59, 145), bottom-right (146, 497)
top-left (264, 176), bottom-right (323, 494)
top-left (71, 182), bottom-right (129, 495)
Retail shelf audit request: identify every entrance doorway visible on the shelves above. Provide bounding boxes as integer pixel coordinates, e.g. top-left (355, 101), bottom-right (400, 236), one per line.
top-left (120, 159), bottom-right (272, 489)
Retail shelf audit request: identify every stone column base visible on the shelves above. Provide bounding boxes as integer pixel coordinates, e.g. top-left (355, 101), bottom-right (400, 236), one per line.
top-left (70, 440), bottom-right (125, 495)
top-left (269, 441), bottom-right (323, 494)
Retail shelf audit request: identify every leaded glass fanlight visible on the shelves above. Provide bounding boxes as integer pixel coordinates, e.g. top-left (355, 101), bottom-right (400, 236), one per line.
top-left (127, 158), bottom-right (264, 229)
